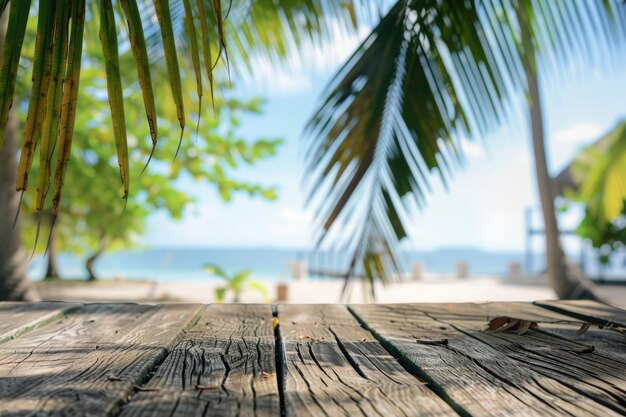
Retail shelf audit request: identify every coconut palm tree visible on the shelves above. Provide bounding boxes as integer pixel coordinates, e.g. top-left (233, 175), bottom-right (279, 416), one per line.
top-left (306, 0), bottom-right (624, 298)
top-left (516, 4), bottom-right (602, 299)
top-left (0, 0), bottom-right (360, 300)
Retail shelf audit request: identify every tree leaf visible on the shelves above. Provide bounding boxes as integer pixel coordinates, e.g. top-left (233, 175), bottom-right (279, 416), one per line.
top-left (153, 0), bottom-right (185, 157)
top-left (36, 0), bottom-right (70, 211)
top-left (120, 0), bottom-right (158, 152)
top-left (0, 0), bottom-right (31, 150)
top-left (100, 0), bottom-right (129, 202)
top-left (487, 316), bottom-right (511, 331)
top-left (53, 0), bottom-right (87, 215)
top-left (17, 1), bottom-right (56, 192)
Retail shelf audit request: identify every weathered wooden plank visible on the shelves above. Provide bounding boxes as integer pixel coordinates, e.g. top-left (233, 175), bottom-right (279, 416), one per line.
top-left (426, 301), bottom-right (625, 360)
top-left (0, 301), bottom-right (81, 344)
top-left (435, 311), bottom-right (626, 414)
top-left (120, 304), bottom-right (279, 417)
top-left (0, 303), bottom-right (201, 416)
top-left (535, 300), bottom-right (626, 328)
top-left (374, 302), bottom-right (626, 356)
top-left (371, 301), bottom-right (585, 324)
top-left (278, 304), bottom-right (454, 417)
top-left (351, 304), bottom-right (626, 416)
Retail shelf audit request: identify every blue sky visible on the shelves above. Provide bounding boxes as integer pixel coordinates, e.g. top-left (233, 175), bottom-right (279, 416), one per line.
top-left (145, 26), bottom-right (626, 253)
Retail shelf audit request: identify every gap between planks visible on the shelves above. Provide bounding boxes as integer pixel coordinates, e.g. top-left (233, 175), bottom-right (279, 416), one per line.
top-left (119, 304), bottom-right (457, 417)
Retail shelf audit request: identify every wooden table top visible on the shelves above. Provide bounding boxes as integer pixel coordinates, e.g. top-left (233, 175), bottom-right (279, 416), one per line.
top-left (0, 300), bottom-right (625, 416)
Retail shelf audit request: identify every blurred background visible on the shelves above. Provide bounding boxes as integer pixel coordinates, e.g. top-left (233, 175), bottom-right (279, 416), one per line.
top-left (1, 1), bottom-right (626, 305)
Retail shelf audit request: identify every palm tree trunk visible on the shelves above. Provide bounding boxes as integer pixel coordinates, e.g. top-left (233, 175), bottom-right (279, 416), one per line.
top-left (0, 11), bottom-right (39, 301)
top-left (519, 8), bottom-right (601, 300)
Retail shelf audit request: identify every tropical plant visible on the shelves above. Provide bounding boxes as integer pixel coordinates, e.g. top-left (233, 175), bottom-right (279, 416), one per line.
top-left (0, 0), bottom-right (360, 215)
top-left (306, 0), bottom-right (624, 298)
top-left (17, 36), bottom-right (280, 281)
top-left (517, 5), bottom-right (600, 300)
top-left (21, 91), bottom-right (279, 281)
top-left (204, 264), bottom-right (269, 303)
top-left (0, 0), bottom-right (360, 300)
top-left (561, 121), bottom-right (626, 266)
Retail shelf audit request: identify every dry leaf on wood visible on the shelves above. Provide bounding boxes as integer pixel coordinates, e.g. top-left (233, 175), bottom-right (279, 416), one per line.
top-left (486, 316), bottom-right (538, 334)
top-left (573, 323), bottom-right (591, 339)
top-left (486, 316), bottom-right (509, 330)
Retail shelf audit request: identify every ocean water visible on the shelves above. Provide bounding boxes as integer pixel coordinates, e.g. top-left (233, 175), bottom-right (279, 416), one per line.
top-left (27, 246), bottom-right (623, 282)
top-left (28, 247), bottom-right (530, 282)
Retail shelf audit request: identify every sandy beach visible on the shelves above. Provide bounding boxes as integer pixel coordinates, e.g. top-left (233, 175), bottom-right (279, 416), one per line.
top-left (35, 274), bottom-right (557, 304)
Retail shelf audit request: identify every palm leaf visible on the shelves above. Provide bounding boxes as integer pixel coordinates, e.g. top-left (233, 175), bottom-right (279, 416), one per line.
top-left (153, 0), bottom-right (185, 158)
top-left (3, 0), bottom-right (362, 216)
top-left (195, 0), bottom-right (214, 105)
top-left (306, 0), bottom-right (622, 294)
top-left (100, 0), bottom-right (129, 202)
top-left (53, 0), bottom-right (87, 215)
top-left (0, 0), bottom-right (31, 150)
top-left (577, 122), bottom-right (626, 222)
top-left (182, 0), bottom-right (203, 136)
top-left (36, 0), bottom-right (70, 211)
top-left (16, 1), bottom-right (56, 192)
top-left (120, 0), bottom-right (158, 156)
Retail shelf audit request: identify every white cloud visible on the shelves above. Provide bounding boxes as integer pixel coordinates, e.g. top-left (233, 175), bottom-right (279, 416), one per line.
top-left (241, 20), bottom-right (371, 96)
top-left (243, 58), bottom-right (313, 96)
top-left (553, 123), bottom-right (603, 144)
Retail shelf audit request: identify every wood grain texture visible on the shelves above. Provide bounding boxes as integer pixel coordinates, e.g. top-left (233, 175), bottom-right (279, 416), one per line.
top-left (535, 300), bottom-right (626, 328)
top-left (390, 301), bottom-right (585, 323)
top-left (0, 301), bottom-right (80, 344)
top-left (0, 301), bottom-right (624, 417)
top-left (0, 303), bottom-right (201, 417)
top-left (120, 304), bottom-right (279, 417)
top-left (277, 304), bottom-right (454, 417)
top-left (351, 303), bottom-right (626, 417)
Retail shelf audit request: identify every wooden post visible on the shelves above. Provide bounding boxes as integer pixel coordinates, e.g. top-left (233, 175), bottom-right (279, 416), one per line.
top-left (456, 261), bottom-right (469, 279)
top-left (276, 283), bottom-right (289, 302)
top-left (410, 263), bottom-right (423, 281)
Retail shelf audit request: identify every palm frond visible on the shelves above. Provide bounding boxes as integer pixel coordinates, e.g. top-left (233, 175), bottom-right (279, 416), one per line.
top-left (0, 0), bottom-right (31, 150)
top-left (2, 0), bottom-right (233, 214)
top-left (306, 0), bottom-right (624, 294)
top-left (577, 122), bottom-right (626, 222)
top-left (100, 0), bottom-right (129, 202)
top-left (53, 0), bottom-right (87, 215)
top-left (120, 0), bottom-right (158, 153)
top-left (17, 1), bottom-right (55, 193)
top-left (36, 0), bottom-right (70, 212)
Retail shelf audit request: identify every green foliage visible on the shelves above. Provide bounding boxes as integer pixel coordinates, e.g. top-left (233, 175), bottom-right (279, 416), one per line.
top-left (0, 0), bottom-right (361, 215)
top-left (568, 121), bottom-right (626, 264)
top-left (17, 18), bottom-right (281, 262)
top-left (204, 264), bottom-right (269, 303)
